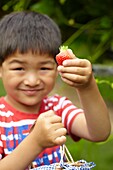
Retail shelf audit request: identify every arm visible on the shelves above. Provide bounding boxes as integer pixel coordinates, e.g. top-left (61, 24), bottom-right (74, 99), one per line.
top-left (57, 57), bottom-right (111, 142)
top-left (0, 110), bottom-right (67, 170)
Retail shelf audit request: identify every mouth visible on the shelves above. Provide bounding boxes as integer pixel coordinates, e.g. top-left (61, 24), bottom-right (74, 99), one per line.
top-left (20, 88), bottom-right (43, 96)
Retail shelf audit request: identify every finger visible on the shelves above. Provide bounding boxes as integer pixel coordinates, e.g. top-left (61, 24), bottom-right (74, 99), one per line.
top-left (51, 123), bottom-right (65, 131)
top-left (66, 49), bottom-right (76, 59)
top-left (49, 115), bottom-right (62, 124)
top-left (55, 136), bottom-right (67, 145)
top-left (60, 75), bottom-right (87, 87)
top-left (63, 58), bottom-right (91, 67)
top-left (40, 110), bottom-right (55, 118)
top-left (61, 73), bottom-right (86, 83)
top-left (58, 66), bottom-right (88, 76)
top-left (54, 128), bottom-right (67, 145)
top-left (55, 127), bottom-right (67, 135)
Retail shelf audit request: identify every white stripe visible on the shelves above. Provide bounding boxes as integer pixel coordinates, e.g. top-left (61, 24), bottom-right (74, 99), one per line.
top-left (48, 103), bottom-right (53, 107)
top-left (1, 133), bottom-right (29, 140)
top-left (48, 95), bottom-right (59, 102)
top-left (4, 148), bottom-right (12, 154)
top-left (45, 106), bottom-right (49, 110)
top-left (0, 110), bottom-right (14, 117)
top-left (54, 99), bottom-right (72, 111)
top-left (48, 154), bottom-right (53, 161)
top-left (0, 104), bottom-right (5, 109)
top-left (40, 151), bottom-right (58, 164)
top-left (62, 105), bottom-right (77, 124)
top-left (67, 109), bottom-right (83, 128)
top-left (0, 119), bottom-right (35, 127)
top-left (53, 150), bottom-right (58, 157)
top-left (0, 154), bottom-right (2, 159)
top-left (54, 97), bottom-right (66, 111)
top-left (62, 100), bottom-right (72, 108)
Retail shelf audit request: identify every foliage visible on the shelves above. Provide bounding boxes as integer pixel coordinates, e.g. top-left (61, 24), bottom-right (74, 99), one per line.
top-left (66, 135), bottom-right (113, 170)
top-left (0, 0), bottom-right (113, 64)
top-left (0, 1), bottom-right (113, 168)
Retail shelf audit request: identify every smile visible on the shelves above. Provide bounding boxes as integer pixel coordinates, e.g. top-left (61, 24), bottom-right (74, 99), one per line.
top-left (20, 89), bottom-right (43, 95)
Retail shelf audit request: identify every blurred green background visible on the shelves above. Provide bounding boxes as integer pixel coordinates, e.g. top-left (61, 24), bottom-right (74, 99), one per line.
top-left (0, 0), bottom-right (113, 169)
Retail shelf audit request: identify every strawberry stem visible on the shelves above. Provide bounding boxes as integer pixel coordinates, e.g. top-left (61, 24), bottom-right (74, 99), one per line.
top-left (60, 45), bottom-right (68, 52)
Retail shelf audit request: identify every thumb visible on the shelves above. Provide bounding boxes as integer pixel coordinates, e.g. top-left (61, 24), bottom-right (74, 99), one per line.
top-left (66, 49), bottom-right (76, 59)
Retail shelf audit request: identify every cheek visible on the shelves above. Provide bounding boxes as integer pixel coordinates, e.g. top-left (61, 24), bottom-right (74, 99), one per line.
top-left (2, 74), bottom-right (19, 91)
top-left (46, 77), bottom-right (56, 87)
top-left (45, 74), bottom-right (57, 88)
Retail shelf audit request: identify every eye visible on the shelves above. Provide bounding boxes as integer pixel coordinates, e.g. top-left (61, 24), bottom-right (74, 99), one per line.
top-left (11, 67), bottom-right (24, 71)
top-left (40, 67), bottom-right (51, 70)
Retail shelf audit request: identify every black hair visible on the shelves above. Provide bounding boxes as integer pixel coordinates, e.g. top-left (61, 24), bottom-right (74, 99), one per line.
top-left (0, 11), bottom-right (62, 64)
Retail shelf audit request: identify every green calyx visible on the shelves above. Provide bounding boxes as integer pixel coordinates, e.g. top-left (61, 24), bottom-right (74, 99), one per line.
top-left (59, 45), bottom-right (68, 52)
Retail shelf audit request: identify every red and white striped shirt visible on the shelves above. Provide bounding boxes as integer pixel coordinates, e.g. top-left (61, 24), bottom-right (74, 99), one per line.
top-left (0, 95), bottom-right (83, 168)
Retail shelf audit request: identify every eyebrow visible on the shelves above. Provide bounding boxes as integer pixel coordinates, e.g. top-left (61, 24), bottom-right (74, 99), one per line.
top-left (8, 59), bottom-right (55, 65)
top-left (8, 59), bottom-right (25, 65)
top-left (39, 61), bottom-right (55, 65)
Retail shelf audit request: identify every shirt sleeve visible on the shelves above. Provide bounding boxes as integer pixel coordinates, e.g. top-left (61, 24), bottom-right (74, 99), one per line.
top-left (54, 96), bottom-right (84, 141)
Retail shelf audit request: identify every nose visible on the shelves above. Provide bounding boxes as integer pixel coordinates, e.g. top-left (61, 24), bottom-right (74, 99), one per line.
top-left (24, 72), bottom-right (40, 87)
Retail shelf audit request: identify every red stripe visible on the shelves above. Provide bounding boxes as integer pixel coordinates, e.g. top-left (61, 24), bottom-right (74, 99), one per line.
top-left (64, 107), bottom-right (77, 129)
top-left (68, 112), bottom-right (83, 141)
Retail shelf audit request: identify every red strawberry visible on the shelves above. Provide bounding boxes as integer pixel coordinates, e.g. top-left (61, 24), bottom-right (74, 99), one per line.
top-left (56, 46), bottom-right (75, 65)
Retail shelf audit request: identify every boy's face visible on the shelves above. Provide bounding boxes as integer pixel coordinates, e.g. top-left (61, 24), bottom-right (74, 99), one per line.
top-left (0, 51), bottom-right (58, 113)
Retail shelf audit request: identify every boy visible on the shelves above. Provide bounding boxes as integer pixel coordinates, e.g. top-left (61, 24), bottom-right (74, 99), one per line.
top-left (0, 11), bottom-right (111, 170)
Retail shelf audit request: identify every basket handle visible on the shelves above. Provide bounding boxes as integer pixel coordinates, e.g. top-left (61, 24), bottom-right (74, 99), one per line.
top-left (60, 144), bottom-right (74, 166)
